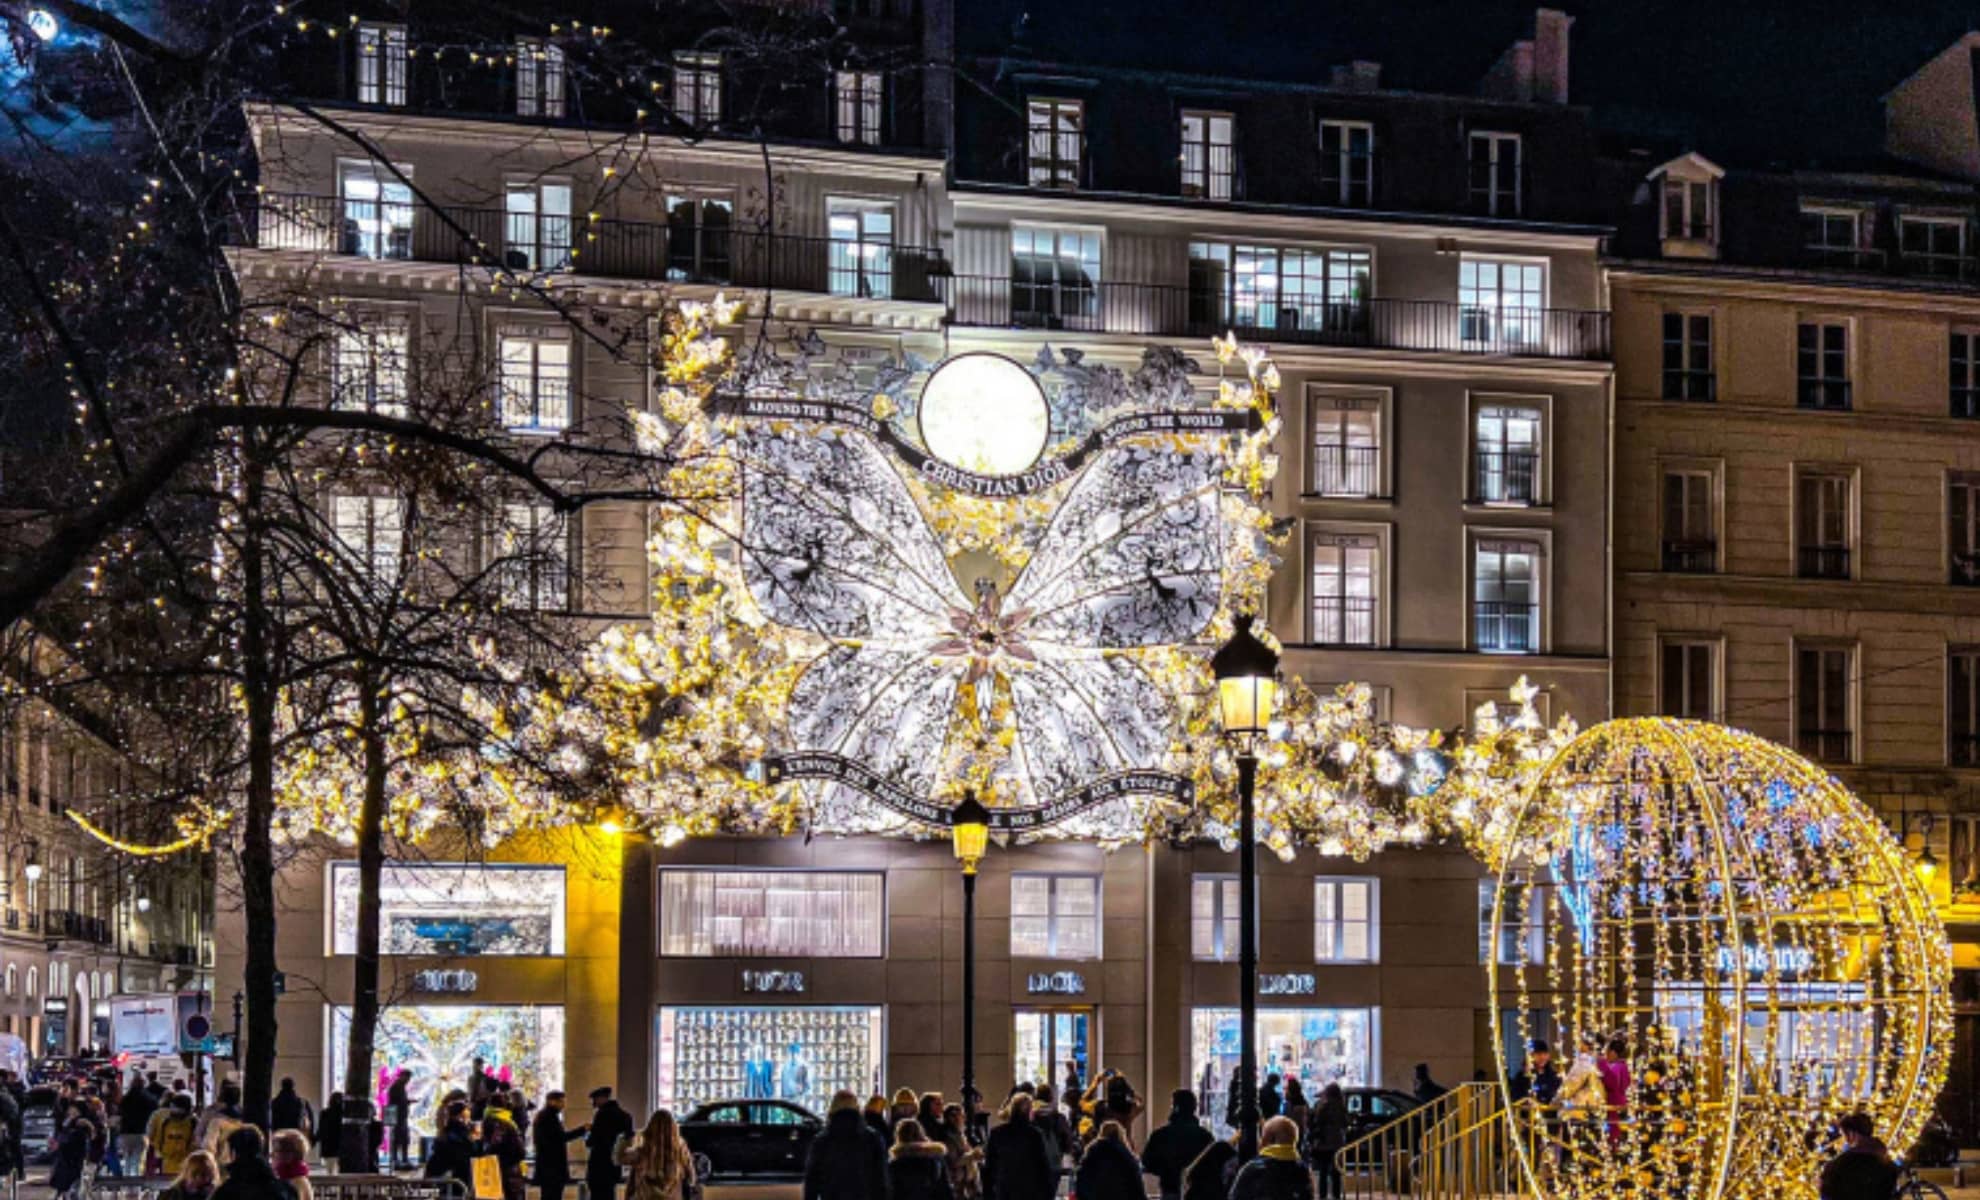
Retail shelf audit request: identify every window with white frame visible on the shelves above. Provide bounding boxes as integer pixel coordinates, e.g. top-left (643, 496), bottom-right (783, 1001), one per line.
top-left (1472, 537), bottom-right (1541, 654)
top-left (1478, 879), bottom-right (1547, 966)
top-left (1011, 225), bottom-right (1101, 328)
top-left (1467, 131), bottom-right (1521, 216)
top-left (498, 501), bottom-right (570, 611)
top-left (516, 39), bottom-right (566, 118)
top-left (1953, 330), bottom-right (1980, 420)
top-left (1319, 120), bottom-right (1373, 207)
top-left (827, 199), bottom-right (893, 299)
top-left (1027, 98), bottom-right (1083, 189)
top-left (1659, 637), bottom-right (1718, 720)
top-left (504, 181), bottom-right (573, 272)
top-left (1458, 257), bottom-right (1545, 351)
top-left (1950, 472), bottom-right (1980, 586)
top-left (658, 869), bottom-right (885, 958)
top-left (1187, 243), bottom-right (1370, 336)
top-left (1801, 207), bottom-right (1870, 267)
top-left (1190, 874), bottom-right (1244, 961)
top-left (1661, 176), bottom-right (1714, 242)
top-left (331, 319), bottom-right (409, 416)
top-left (1010, 874), bottom-right (1100, 960)
top-left (498, 331), bottom-right (572, 432)
top-left (1662, 311), bottom-right (1714, 401)
top-left (330, 495), bottom-right (405, 581)
top-left (1314, 877), bottom-right (1376, 963)
top-left (835, 70), bottom-right (883, 145)
top-left (1901, 215), bottom-right (1968, 279)
top-left (1472, 402), bottom-right (1542, 505)
top-left (1310, 531), bottom-right (1379, 647)
top-left (1794, 643), bottom-right (1855, 763)
top-left (672, 51), bottom-right (722, 125)
top-left (1794, 466), bottom-right (1853, 580)
top-left (1180, 111), bottom-right (1235, 200)
top-left (338, 161), bottom-right (413, 260)
top-left (1796, 321), bottom-right (1850, 410)
top-left (355, 23), bottom-right (407, 106)
top-left (1661, 466), bottom-right (1716, 572)
top-left (1307, 389), bottom-right (1382, 497)
top-left (665, 193), bottom-right (734, 282)
top-left (1951, 649), bottom-right (1980, 767)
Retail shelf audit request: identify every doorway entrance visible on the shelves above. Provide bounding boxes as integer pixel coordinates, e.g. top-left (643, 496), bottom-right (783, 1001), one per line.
top-left (1014, 1007), bottom-right (1093, 1097)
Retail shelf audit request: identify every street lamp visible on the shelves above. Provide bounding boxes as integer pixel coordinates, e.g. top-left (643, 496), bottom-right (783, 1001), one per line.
top-left (950, 792), bottom-right (991, 1121)
top-left (1211, 613), bottom-right (1279, 1163)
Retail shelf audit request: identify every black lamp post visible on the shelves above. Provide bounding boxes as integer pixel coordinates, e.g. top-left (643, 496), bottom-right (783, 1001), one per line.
top-left (950, 792), bottom-right (991, 1121)
top-left (1211, 613), bottom-right (1280, 1163)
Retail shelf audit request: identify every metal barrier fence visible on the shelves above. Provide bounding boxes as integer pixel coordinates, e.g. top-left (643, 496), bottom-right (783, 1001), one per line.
top-left (89, 1174), bottom-right (466, 1200)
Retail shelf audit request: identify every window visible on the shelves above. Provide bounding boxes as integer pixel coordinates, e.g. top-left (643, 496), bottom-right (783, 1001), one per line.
top-left (1794, 643), bottom-right (1855, 763)
top-left (1027, 98), bottom-right (1083, 189)
top-left (1307, 389), bottom-right (1382, 497)
top-left (1467, 131), bottom-right (1521, 216)
top-left (1009, 874), bottom-right (1100, 960)
top-left (1794, 467), bottom-right (1853, 579)
top-left (1802, 207), bottom-right (1871, 268)
top-left (672, 51), bottom-right (722, 126)
top-left (1659, 637), bottom-right (1718, 720)
top-left (330, 495), bottom-right (405, 581)
top-left (1472, 403), bottom-right (1542, 505)
top-left (1180, 111), bottom-right (1235, 200)
top-left (497, 331), bottom-right (572, 432)
top-left (1190, 875), bottom-right (1244, 961)
top-left (1662, 312), bottom-right (1714, 401)
top-left (1310, 532), bottom-right (1379, 647)
top-left (504, 182), bottom-right (573, 272)
top-left (331, 320), bottom-right (409, 417)
top-left (1314, 877), bottom-right (1376, 963)
top-left (1952, 651), bottom-right (1980, 767)
top-left (1951, 472), bottom-right (1980, 586)
top-left (834, 70), bottom-right (883, 145)
top-left (1473, 537), bottom-right (1540, 654)
top-left (1458, 257), bottom-right (1546, 351)
top-left (1661, 467), bottom-right (1716, 572)
top-left (1901, 216), bottom-right (1968, 279)
top-left (329, 863), bottom-right (568, 955)
top-left (355, 23), bottom-right (407, 106)
top-left (338, 162), bottom-right (412, 261)
top-left (665, 193), bottom-right (733, 282)
top-left (658, 870), bottom-right (885, 958)
top-left (827, 200), bottom-right (893, 298)
top-left (516, 39), bottom-right (566, 119)
top-left (1479, 879), bottom-right (1546, 966)
top-left (1319, 121), bottom-right (1373, 207)
top-left (1188, 243), bottom-right (1370, 338)
top-left (1953, 330), bottom-right (1980, 419)
top-left (1662, 177), bottom-right (1714, 242)
top-left (498, 501), bottom-right (570, 611)
top-left (1797, 321), bottom-right (1850, 409)
top-left (1011, 225), bottom-right (1101, 329)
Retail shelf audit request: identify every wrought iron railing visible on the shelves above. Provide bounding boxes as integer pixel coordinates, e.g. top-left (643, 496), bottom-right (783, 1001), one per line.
top-left (1473, 450), bottom-right (1540, 504)
top-left (1309, 444), bottom-right (1383, 498)
top-left (1311, 596), bottom-right (1378, 647)
top-left (1662, 539), bottom-right (1717, 573)
top-left (1475, 601), bottom-right (1538, 654)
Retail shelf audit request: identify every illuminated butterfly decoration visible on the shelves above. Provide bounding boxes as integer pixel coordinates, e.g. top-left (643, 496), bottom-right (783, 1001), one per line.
top-left (734, 400), bottom-right (1259, 835)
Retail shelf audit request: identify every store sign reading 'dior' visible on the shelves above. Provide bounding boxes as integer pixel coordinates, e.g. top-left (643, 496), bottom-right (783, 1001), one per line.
top-left (413, 969), bottom-right (479, 994)
top-left (1026, 971), bottom-right (1086, 995)
top-left (742, 970), bottom-right (806, 993)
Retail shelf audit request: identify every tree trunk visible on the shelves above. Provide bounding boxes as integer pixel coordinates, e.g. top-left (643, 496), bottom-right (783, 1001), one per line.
top-left (237, 442), bottom-right (280, 1129)
top-left (339, 673), bottom-right (391, 1171)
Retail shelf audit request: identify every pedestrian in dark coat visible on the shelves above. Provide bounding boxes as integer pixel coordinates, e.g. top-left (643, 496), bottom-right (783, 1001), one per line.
top-left (1258, 1075), bottom-right (1283, 1121)
top-left (1820, 1113), bottom-right (1899, 1200)
top-left (888, 1120), bottom-right (953, 1200)
top-left (422, 1103), bottom-right (477, 1191)
top-left (270, 1080), bottom-right (312, 1140)
top-left (532, 1091), bottom-right (589, 1200)
top-left (483, 1112), bottom-right (528, 1200)
top-left (1179, 1136), bottom-right (1236, 1200)
top-left (803, 1092), bottom-right (889, 1200)
top-left (584, 1089), bottom-right (635, 1200)
top-left (1307, 1087), bottom-right (1349, 1200)
top-left (981, 1095), bottom-right (1052, 1200)
top-left (214, 1128), bottom-right (298, 1200)
top-left (317, 1096), bottom-right (344, 1169)
top-left (1138, 1091), bottom-right (1214, 1200)
top-left (49, 1110), bottom-right (94, 1198)
top-left (1071, 1123), bottom-right (1141, 1200)
top-left (1227, 1118), bottom-right (1313, 1200)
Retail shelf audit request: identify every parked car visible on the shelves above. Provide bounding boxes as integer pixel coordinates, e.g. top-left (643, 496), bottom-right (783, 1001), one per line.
top-left (1337, 1088), bottom-right (1424, 1153)
top-left (20, 1086), bottom-right (58, 1164)
top-left (679, 1100), bottom-right (822, 1179)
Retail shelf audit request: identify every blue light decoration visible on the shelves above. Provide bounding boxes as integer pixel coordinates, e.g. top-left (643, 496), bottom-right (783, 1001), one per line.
top-left (1766, 778), bottom-right (1795, 811)
top-left (1406, 746), bottom-right (1452, 797)
top-left (25, 9), bottom-right (57, 41)
top-left (1553, 815), bottom-right (1599, 951)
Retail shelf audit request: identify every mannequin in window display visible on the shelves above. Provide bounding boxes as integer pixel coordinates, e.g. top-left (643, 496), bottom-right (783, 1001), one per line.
top-left (779, 1042), bottom-right (812, 1104)
top-left (744, 1045), bottom-right (776, 1101)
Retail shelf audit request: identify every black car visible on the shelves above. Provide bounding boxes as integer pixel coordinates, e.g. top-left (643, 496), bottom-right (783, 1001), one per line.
top-left (1335, 1088), bottom-right (1423, 1156)
top-left (679, 1100), bottom-right (822, 1179)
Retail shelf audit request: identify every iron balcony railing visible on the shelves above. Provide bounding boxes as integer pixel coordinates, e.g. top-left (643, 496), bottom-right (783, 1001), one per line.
top-left (1474, 601), bottom-right (1538, 654)
top-left (1662, 539), bottom-right (1717, 573)
top-left (943, 276), bottom-right (1610, 360)
top-left (1798, 545), bottom-right (1852, 580)
top-left (238, 192), bottom-right (949, 301)
top-left (1309, 444), bottom-right (1382, 498)
top-left (1311, 596), bottom-right (1378, 646)
top-left (1473, 449), bottom-right (1540, 504)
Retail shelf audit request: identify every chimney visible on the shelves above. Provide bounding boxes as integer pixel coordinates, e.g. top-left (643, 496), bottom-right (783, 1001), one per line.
top-left (1330, 61), bottom-right (1382, 92)
top-left (1533, 8), bottom-right (1572, 104)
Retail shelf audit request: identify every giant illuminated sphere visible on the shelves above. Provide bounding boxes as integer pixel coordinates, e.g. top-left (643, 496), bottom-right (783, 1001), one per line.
top-left (1488, 718), bottom-right (1949, 1200)
top-left (917, 352), bottom-right (1050, 476)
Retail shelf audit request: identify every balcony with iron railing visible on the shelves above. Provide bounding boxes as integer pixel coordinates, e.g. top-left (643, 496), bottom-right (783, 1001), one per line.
top-left (1798, 545), bottom-right (1852, 580)
top-left (236, 192), bottom-right (950, 302)
top-left (1474, 601), bottom-right (1538, 654)
top-left (1472, 450), bottom-right (1541, 504)
top-left (1310, 596), bottom-right (1379, 647)
top-left (1308, 445), bottom-right (1383, 499)
top-left (1662, 539), bottom-right (1717, 573)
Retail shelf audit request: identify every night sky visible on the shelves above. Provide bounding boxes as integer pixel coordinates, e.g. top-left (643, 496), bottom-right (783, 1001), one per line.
top-left (958, 0), bottom-right (1980, 166)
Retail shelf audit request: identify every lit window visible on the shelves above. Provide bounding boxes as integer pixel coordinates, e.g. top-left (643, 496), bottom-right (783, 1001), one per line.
top-left (1459, 257), bottom-right (1546, 351)
top-left (1659, 638), bottom-right (1718, 720)
top-left (1467, 131), bottom-right (1521, 216)
top-left (1794, 643), bottom-right (1855, 763)
top-left (498, 501), bottom-right (570, 611)
top-left (1473, 537), bottom-right (1541, 654)
top-left (1472, 403), bottom-right (1542, 505)
top-left (1478, 879), bottom-right (1546, 966)
top-left (1794, 467), bottom-right (1853, 580)
top-left (672, 51), bottom-right (722, 126)
top-left (1951, 651), bottom-right (1980, 767)
top-left (666, 193), bottom-right (734, 283)
top-left (330, 495), bottom-right (405, 581)
top-left (1010, 874), bottom-right (1100, 960)
top-left (516, 39), bottom-right (566, 119)
top-left (1027, 98), bottom-right (1083, 189)
top-left (1801, 207), bottom-right (1871, 268)
top-left (1796, 321), bottom-right (1850, 410)
top-left (497, 332), bottom-right (572, 432)
top-left (1662, 312), bottom-right (1713, 401)
top-left (834, 70), bottom-right (883, 145)
top-left (658, 870), bottom-right (885, 958)
top-left (1949, 472), bottom-right (1980, 587)
top-left (827, 199), bottom-right (893, 298)
top-left (1310, 532), bottom-right (1379, 647)
top-left (1660, 467), bottom-right (1715, 572)
top-left (331, 320), bottom-right (409, 416)
top-left (1188, 243), bottom-right (1369, 339)
top-left (330, 862), bottom-right (565, 955)
top-left (1952, 331), bottom-right (1980, 419)
top-left (1661, 177), bottom-right (1713, 242)
top-left (1314, 877), bottom-right (1376, 963)
top-left (504, 181), bottom-right (573, 272)
top-left (338, 162), bottom-right (413, 261)
top-left (355, 23), bottom-right (407, 107)
top-left (1180, 111), bottom-right (1234, 200)
top-left (1190, 874), bottom-right (1245, 962)
top-left (1319, 121), bottom-right (1373, 207)
top-left (1307, 390), bottom-right (1381, 498)
top-left (1011, 225), bottom-right (1100, 329)
top-left (1901, 215), bottom-right (1968, 279)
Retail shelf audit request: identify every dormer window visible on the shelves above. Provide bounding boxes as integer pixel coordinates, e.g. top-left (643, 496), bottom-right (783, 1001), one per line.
top-left (1663, 178), bottom-right (1712, 241)
top-left (1650, 154), bottom-right (1723, 259)
top-left (1802, 205), bottom-right (1878, 269)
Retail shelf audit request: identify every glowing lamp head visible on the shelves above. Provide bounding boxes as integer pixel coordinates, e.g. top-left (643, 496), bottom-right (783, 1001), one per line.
top-left (1917, 844), bottom-right (1939, 882)
top-left (135, 897), bottom-right (151, 914)
top-left (25, 9), bottom-right (57, 42)
top-left (1210, 613), bottom-right (1280, 742)
top-left (22, 862), bottom-right (41, 884)
top-left (950, 792), bottom-right (991, 875)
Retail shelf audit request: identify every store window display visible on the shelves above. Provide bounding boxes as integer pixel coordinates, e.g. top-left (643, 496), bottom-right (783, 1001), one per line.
top-left (656, 1005), bottom-right (883, 1116)
top-left (1189, 1007), bottom-right (1373, 1135)
top-left (326, 1004), bottom-right (565, 1127)
top-left (329, 863), bottom-right (566, 956)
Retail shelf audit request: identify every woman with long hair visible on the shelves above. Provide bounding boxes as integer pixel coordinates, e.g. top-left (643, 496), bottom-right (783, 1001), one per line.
top-left (618, 1110), bottom-right (696, 1200)
top-left (160, 1150), bottom-right (219, 1200)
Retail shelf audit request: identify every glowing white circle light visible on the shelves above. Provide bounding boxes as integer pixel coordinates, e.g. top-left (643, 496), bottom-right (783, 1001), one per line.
top-left (25, 9), bottom-right (57, 41)
top-left (918, 353), bottom-right (1050, 477)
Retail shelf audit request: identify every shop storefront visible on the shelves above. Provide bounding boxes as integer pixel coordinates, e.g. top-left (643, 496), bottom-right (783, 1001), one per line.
top-left (1013, 1007), bottom-right (1093, 1092)
top-left (1189, 1006), bottom-right (1376, 1134)
top-left (654, 1005), bottom-right (884, 1114)
top-left (325, 1004), bottom-right (567, 1125)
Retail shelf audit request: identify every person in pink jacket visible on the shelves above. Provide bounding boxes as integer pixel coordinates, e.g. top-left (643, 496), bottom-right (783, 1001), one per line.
top-left (1597, 1037), bottom-right (1631, 1145)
